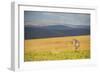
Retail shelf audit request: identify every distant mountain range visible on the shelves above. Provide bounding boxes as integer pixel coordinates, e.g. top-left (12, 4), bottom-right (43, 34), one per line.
top-left (24, 24), bottom-right (90, 39)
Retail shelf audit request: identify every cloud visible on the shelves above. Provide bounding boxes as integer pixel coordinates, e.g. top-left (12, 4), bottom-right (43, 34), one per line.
top-left (24, 11), bottom-right (90, 26)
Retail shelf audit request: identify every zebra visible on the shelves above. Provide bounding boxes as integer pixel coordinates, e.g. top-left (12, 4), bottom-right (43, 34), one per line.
top-left (72, 39), bottom-right (80, 51)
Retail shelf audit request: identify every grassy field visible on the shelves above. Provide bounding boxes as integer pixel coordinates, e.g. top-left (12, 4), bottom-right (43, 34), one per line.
top-left (24, 35), bottom-right (90, 61)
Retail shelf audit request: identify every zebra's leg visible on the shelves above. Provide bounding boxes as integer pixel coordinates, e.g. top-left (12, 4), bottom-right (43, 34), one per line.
top-left (75, 46), bottom-right (79, 52)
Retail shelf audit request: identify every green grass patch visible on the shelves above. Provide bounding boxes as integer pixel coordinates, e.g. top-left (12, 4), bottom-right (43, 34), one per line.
top-left (24, 49), bottom-right (90, 61)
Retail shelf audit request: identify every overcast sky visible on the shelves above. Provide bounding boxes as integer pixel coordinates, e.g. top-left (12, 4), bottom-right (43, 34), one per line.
top-left (24, 11), bottom-right (90, 26)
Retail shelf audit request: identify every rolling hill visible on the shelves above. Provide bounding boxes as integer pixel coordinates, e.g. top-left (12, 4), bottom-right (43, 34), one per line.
top-left (24, 24), bottom-right (90, 39)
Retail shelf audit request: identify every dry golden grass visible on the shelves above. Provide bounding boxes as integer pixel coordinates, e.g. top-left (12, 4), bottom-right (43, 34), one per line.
top-left (24, 35), bottom-right (90, 61)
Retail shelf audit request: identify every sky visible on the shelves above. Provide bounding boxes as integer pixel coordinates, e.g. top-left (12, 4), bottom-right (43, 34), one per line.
top-left (24, 11), bottom-right (90, 26)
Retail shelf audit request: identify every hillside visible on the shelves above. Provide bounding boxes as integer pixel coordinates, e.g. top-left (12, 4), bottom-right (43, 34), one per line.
top-left (24, 24), bottom-right (90, 39)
